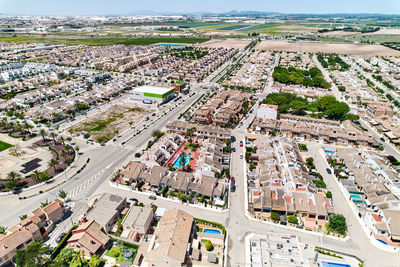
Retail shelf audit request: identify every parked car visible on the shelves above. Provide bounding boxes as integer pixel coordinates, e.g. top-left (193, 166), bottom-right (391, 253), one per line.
top-left (129, 198), bottom-right (138, 202)
top-left (56, 233), bottom-right (66, 243)
top-left (240, 153), bottom-right (243, 159)
top-left (232, 147), bottom-right (236, 152)
top-left (149, 195), bottom-right (157, 200)
top-left (380, 137), bottom-right (386, 142)
top-left (231, 176), bottom-right (235, 183)
top-left (326, 168), bottom-right (332, 174)
top-left (239, 141), bottom-right (243, 147)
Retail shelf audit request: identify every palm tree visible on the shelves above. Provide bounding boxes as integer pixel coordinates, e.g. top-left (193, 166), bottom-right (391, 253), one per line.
top-left (48, 158), bottom-right (58, 173)
top-left (58, 136), bottom-right (65, 146)
top-left (0, 117), bottom-right (7, 128)
top-left (8, 121), bottom-right (14, 132)
top-left (58, 190), bottom-right (67, 201)
top-left (6, 171), bottom-right (21, 182)
top-left (23, 122), bottom-right (32, 135)
top-left (74, 145), bottom-right (80, 154)
top-left (66, 136), bottom-right (72, 144)
top-left (40, 199), bottom-right (49, 208)
top-left (32, 170), bottom-right (41, 183)
top-left (40, 129), bottom-right (47, 143)
top-left (50, 132), bottom-right (58, 144)
top-left (179, 153), bottom-right (186, 168)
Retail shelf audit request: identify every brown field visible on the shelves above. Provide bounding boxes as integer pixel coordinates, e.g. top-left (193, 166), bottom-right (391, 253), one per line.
top-left (196, 39), bottom-right (250, 49)
top-left (69, 105), bottom-right (153, 143)
top-left (255, 40), bottom-right (400, 56)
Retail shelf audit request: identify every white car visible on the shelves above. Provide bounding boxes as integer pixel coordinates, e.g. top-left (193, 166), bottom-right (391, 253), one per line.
top-left (240, 153), bottom-right (243, 159)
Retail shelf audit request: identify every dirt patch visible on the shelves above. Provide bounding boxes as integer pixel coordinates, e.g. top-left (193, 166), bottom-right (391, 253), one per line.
top-left (69, 105), bottom-right (153, 143)
top-left (197, 39), bottom-right (250, 49)
top-left (255, 40), bottom-right (400, 56)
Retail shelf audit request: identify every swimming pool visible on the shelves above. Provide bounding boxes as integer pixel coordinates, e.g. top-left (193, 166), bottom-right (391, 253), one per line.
top-left (350, 194), bottom-right (362, 200)
top-left (173, 153), bottom-right (190, 168)
top-left (158, 43), bottom-right (187, 47)
top-left (324, 150), bottom-right (335, 155)
top-left (203, 228), bottom-right (222, 235)
top-left (321, 262), bottom-right (350, 267)
top-left (377, 239), bottom-right (388, 245)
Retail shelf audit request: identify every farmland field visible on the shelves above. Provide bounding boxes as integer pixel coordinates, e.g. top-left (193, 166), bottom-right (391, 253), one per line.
top-left (0, 36), bottom-right (210, 46)
top-left (216, 25), bottom-right (250, 31)
top-left (0, 140), bottom-right (12, 152)
top-left (177, 23), bottom-right (224, 28)
top-left (238, 24), bottom-right (280, 31)
top-left (255, 40), bottom-right (400, 56)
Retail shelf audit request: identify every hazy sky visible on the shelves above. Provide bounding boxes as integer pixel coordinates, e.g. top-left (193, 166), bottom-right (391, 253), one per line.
top-left (1, 0), bottom-right (399, 16)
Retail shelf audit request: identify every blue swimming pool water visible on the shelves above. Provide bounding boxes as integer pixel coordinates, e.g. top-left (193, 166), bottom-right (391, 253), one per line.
top-left (377, 239), bottom-right (388, 245)
top-left (173, 153), bottom-right (190, 168)
top-left (321, 262), bottom-right (351, 267)
top-left (350, 194), bottom-right (362, 200)
top-left (203, 228), bottom-right (222, 235)
top-left (324, 150), bottom-right (335, 154)
top-left (158, 43), bottom-right (186, 47)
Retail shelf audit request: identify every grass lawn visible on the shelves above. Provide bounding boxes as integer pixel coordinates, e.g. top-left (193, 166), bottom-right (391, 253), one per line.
top-left (105, 244), bottom-right (139, 263)
top-left (0, 36), bottom-right (210, 46)
top-left (0, 140), bottom-right (12, 152)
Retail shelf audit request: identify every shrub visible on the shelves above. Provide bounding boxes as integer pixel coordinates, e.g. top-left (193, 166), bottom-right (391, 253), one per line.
top-left (109, 246), bottom-right (120, 258)
top-left (288, 215), bottom-right (298, 224)
top-left (204, 240), bottom-right (214, 251)
top-left (270, 212), bottom-right (280, 222)
top-left (326, 191), bottom-right (332, 198)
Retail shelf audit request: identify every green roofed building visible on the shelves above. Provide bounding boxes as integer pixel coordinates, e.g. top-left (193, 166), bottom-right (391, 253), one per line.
top-left (130, 86), bottom-right (175, 104)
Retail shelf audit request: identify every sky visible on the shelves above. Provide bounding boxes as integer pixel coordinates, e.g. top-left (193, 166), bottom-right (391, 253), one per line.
top-left (0, 0), bottom-right (399, 16)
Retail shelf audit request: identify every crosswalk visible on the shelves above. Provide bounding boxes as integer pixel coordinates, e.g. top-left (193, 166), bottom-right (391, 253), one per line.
top-left (67, 170), bottom-right (105, 201)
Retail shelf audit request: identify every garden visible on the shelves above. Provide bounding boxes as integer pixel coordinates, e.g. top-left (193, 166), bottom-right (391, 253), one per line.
top-left (105, 240), bottom-right (139, 264)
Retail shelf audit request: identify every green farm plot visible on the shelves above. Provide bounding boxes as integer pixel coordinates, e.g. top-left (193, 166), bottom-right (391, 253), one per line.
top-left (216, 24), bottom-right (250, 31)
top-left (178, 23), bottom-right (224, 28)
top-left (238, 24), bottom-right (280, 31)
top-left (0, 36), bottom-right (210, 46)
top-left (0, 141), bottom-right (12, 152)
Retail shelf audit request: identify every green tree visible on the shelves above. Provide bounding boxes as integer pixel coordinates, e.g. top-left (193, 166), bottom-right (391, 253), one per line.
top-left (327, 214), bottom-right (347, 235)
top-left (70, 250), bottom-right (88, 267)
top-left (39, 129), bottom-right (47, 143)
top-left (19, 214), bottom-right (28, 221)
top-left (15, 241), bottom-right (52, 267)
top-left (53, 248), bottom-right (74, 266)
top-left (288, 215), bottom-right (298, 224)
top-left (0, 226), bottom-right (6, 234)
top-left (152, 130), bottom-right (164, 139)
top-left (326, 191), bottom-right (333, 198)
top-left (88, 254), bottom-right (103, 267)
top-left (204, 240), bottom-right (214, 251)
top-left (270, 212), bottom-right (280, 222)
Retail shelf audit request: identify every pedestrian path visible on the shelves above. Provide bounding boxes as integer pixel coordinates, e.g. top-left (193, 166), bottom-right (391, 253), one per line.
top-left (67, 169), bottom-right (105, 201)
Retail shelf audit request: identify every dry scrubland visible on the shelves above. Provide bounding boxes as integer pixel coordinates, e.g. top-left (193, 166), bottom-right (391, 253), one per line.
top-left (255, 40), bottom-right (400, 56)
top-left (197, 39), bottom-right (251, 49)
top-left (69, 105), bottom-right (153, 143)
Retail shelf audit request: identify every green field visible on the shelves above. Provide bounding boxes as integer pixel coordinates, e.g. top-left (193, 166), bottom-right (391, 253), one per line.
top-left (0, 141), bottom-right (12, 152)
top-left (0, 36), bottom-right (210, 46)
top-left (238, 24), bottom-right (280, 31)
top-left (216, 25), bottom-right (250, 31)
top-left (177, 23), bottom-right (224, 28)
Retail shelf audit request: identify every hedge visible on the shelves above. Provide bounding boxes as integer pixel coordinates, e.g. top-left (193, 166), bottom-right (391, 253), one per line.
top-left (194, 218), bottom-right (226, 235)
top-left (51, 225), bottom-right (77, 259)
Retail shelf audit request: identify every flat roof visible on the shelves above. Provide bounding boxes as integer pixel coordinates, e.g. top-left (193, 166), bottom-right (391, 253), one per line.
top-left (132, 86), bottom-right (173, 95)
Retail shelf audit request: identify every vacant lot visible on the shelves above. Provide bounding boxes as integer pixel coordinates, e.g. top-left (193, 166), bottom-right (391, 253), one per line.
top-left (69, 105), bottom-right (153, 143)
top-left (0, 140), bottom-right (12, 152)
top-left (255, 40), bottom-right (400, 56)
top-left (197, 39), bottom-right (250, 49)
